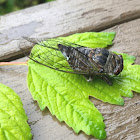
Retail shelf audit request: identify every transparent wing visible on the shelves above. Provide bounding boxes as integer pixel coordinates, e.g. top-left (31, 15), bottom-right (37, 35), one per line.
top-left (19, 37), bottom-right (100, 75)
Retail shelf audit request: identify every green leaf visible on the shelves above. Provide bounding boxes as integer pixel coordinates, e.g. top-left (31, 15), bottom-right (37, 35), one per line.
top-left (59, 32), bottom-right (115, 48)
top-left (27, 32), bottom-right (140, 139)
top-left (0, 83), bottom-right (32, 140)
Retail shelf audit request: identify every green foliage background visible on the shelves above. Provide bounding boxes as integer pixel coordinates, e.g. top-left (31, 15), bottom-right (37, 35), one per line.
top-left (0, 0), bottom-right (53, 15)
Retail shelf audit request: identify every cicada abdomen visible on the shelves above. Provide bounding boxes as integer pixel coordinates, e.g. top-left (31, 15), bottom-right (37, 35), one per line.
top-left (19, 37), bottom-right (123, 86)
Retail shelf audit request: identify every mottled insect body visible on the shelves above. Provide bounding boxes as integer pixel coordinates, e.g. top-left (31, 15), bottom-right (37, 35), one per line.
top-left (58, 44), bottom-right (123, 85)
top-left (20, 38), bottom-right (123, 86)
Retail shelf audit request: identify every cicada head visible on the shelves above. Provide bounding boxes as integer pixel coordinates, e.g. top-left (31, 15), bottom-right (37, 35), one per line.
top-left (105, 53), bottom-right (123, 75)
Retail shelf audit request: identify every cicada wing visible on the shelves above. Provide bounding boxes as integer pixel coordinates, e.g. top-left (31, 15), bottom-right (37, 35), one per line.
top-left (19, 37), bottom-right (102, 75)
top-left (19, 37), bottom-right (90, 74)
top-left (19, 37), bottom-right (33, 56)
top-left (19, 38), bottom-right (72, 72)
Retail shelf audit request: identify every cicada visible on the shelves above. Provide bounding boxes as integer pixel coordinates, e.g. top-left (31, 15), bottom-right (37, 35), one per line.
top-left (19, 37), bottom-right (123, 86)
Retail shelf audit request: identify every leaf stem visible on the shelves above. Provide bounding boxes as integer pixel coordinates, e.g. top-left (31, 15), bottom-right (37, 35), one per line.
top-left (0, 62), bottom-right (28, 66)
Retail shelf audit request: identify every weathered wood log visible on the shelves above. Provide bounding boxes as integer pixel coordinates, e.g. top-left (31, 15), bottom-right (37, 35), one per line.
top-left (0, 17), bottom-right (140, 139)
top-left (0, 0), bottom-right (140, 61)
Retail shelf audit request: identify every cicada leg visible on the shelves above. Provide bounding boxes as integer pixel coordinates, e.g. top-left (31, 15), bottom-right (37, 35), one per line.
top-left (83, 75), bottom-right (93, 82)
top-left (100, 75), bottom-right (112, 86)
